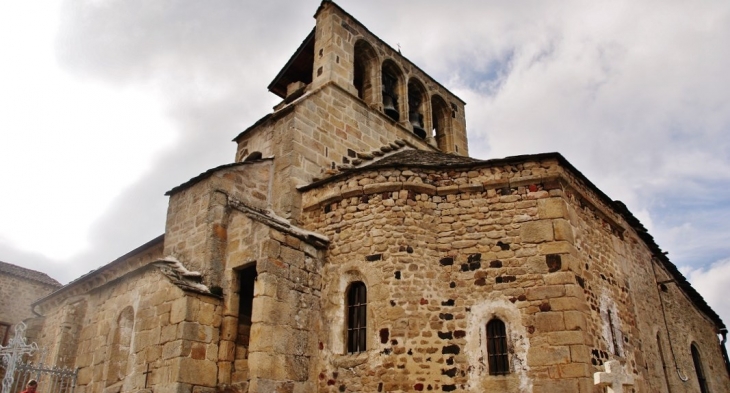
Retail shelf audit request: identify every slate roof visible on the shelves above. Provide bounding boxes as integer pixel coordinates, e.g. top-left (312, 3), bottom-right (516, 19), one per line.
top-left (164, 159), bottom-right (273, 197)
top-left (364, 149), bottom-right (482, 167)
top-left (614, 202), bottom-right (727, 331)
top-left (0, 261), bottom-right (61, 287)
top-left (267, 28), bottom-right (315, 99)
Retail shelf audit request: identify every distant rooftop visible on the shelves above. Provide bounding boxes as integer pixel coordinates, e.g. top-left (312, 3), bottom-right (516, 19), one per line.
top-left (0, 261), bottom-right (61, 287)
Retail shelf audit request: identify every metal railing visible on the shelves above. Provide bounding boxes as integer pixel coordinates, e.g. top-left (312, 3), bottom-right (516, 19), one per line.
top-left (7, 363), bottom-right (77, 393)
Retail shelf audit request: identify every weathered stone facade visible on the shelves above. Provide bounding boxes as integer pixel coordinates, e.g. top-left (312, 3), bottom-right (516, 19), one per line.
top-left (0, 261), bottom-right (60, 344)
top-left (23, 1), bottom-right (730, 393)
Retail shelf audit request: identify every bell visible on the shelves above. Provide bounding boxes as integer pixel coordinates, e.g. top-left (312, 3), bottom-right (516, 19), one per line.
top-left (410, 111), bottom-right (426, 139)
top-left (383, 93), bottom-right (399, 121)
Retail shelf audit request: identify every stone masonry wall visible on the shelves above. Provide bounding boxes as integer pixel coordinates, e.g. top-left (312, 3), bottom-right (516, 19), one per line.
top-left (34, 266), bottom-right (223, 393)
top-left (212, 205), bottom-right (327, 393)
top-left (235, 2), bottom-right (470, 223)
top-left (311, 2), bottom-right (468, 155)
top-left (302, 158), bottom-right (594, 392)
top-left (561, 165), bottom-right (730, 393)
top-left (299, 157), bottom-right (729, 393)
top-left (164, 161), bottom-right (271, 285)
top-left (0, 274), bottom-right (59, 336)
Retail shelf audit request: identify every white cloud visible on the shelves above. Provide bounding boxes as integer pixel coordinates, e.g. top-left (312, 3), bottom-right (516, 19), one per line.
top-left (683, 258), bottom-right (730, 350)
top-left (0, 0), bottom-right (176, 259)
top-left (0, 0), bottom-right (727, 297)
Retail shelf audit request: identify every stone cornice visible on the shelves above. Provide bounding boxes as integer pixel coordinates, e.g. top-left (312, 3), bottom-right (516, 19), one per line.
top-left (31, 235), bottom-right (164, 315)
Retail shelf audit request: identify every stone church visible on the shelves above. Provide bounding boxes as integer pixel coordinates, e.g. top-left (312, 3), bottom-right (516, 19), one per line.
top-left (22, 1), bottom-right (730, 392)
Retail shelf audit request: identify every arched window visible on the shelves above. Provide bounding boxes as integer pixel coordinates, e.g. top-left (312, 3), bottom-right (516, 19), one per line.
top-left (243, 151), bottom-right (263, 162)
top-left (431, 94), bottom-right (450, 151)
top-left (691, 343), bottom-right (709, 393)
top-left (486, 318), bottom-right (509, 375)
top-left (381, 60), bottom-right (403, 122)
top-left (347, 281), bottom-right (367, 354)
top-left (107, 307), bottom-right (134, 386)
top-left (353, 40), bottom-right (378, 105)
top-left (407, 78), bottom-right (427, 139)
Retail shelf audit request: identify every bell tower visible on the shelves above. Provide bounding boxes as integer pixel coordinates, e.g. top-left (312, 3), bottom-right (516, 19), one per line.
top-left (233, 0), bottom-right (469, 221)
top-left (307, 0), bottom-right (468, 155)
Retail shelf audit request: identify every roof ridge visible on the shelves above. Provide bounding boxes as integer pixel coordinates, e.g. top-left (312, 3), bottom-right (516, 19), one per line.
top-left (0, 261), bottom-right (61, 287)
top-left (312, 139), bottom-right (412, 183)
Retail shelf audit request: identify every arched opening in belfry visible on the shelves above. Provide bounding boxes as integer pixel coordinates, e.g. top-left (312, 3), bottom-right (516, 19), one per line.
top-left (431, 94), bottom-right (450, 150)
top-left (407, 78), bottom-right (428, 139)
top-left (107, 306), bottom-right (134, 387)
top-left (381, 60), bottom-right (404, 122)
top-left (353, 40), bottom-right (378, 106)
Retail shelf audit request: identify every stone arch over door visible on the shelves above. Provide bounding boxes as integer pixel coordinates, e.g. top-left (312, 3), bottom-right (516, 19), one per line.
top-left (106, 306), bottom-right (134, 387)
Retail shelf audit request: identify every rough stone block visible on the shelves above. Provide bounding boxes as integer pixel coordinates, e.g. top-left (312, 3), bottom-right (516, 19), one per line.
top-left (171, 357), bottom-right (217, 387)
top-left (569, 344), bottom-right (591, 363)
top-left (170, 298), bottom-right (192, 324)
top-left (534, 312), bottom-right (565, 332)
top-left (134, 327), bottom-right (161, 350)
top-left (564, 310), bottom-right (588, 331)
top-left (76, 367), bottom-right (92, 385)
top-left (538, 198), bottom-right (568, 219)
top-left (163, 340), bottom-right (192, 359)
top-left (538, 241), bottom-right (576, 255)
top-left (218, 339), bottom-right (236, 361)
top-left (558, 363), bottom-right (591, 378)
top-left (528, 345), bottom-right (570, 366)
top-left (178, 321), bottom-right (216, 343)
top-left (547, 330), bottom-right (587, 345)
top-left (198, 302), bottom-right (217, 326)
top-left (217, 361), bottom-right (232, 385)
top-left (554, 297), bottom-right (590, 312)
top-left (363, 182), bottom-right (402, 194)
top-left (545, 272), bottom-right (574, 285)
top-left (552, 219), bottom-right (574, 243)
top-left (521, 220), bottom-right (554, 243)
top-left (285, 354), bottom-right (310, 382)
top-left (527, 285), bottom-right (566, 300)
top-left (247, 352), bottom-right (288, 381)
top-left (220, 316), bottom-right (238, 341)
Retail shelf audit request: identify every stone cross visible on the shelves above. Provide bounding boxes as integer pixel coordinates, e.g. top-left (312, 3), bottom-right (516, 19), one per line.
top-left (0, 323), bottom-right (39, 393)
top-left (594, 360), bottom-right (635, 393)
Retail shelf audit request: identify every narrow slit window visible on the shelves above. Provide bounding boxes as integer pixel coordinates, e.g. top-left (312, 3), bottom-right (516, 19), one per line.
top-left (656, 333), bottom-right (671, 391)
top-left (691, 343), bottom-right (709, 393)
top-left (0, 322), bottom-right (10, 346)
top-left (486, 318), bottom-right (509, 375)
top-left (347, 281), bottom-right (367, 354)
top-left (237, 265), bottom-right (258, 350)
top-left (607, 309), bottom-right (621, 356)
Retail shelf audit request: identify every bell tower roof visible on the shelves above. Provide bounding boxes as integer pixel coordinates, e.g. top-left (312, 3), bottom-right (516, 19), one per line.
top-left (267, 28), bottom-right (315, 99)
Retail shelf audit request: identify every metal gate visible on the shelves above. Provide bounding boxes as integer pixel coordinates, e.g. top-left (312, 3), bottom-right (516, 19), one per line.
top-left (0, 323), bottom-right (77, 393)
top-left (5, 363), bottom-right (77, 393)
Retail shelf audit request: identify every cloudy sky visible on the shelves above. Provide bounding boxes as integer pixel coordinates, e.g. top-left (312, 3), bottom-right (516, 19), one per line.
top-left (1, 0), bottom-right (728, 341)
